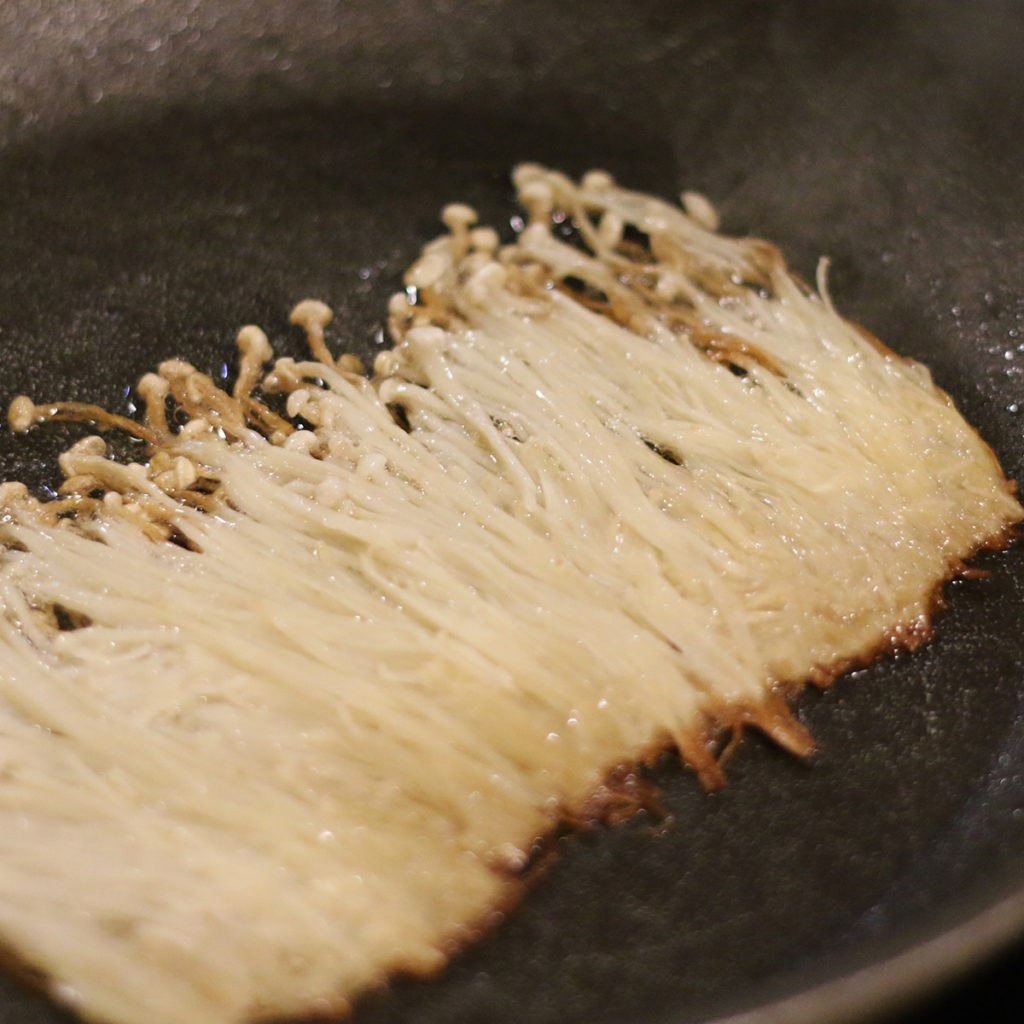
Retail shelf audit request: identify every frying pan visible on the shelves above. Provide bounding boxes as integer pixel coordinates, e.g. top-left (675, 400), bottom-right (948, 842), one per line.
top-left (0, 1), bottom-right (1022, 1021)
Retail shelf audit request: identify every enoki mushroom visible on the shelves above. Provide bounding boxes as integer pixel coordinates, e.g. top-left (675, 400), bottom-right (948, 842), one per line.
top-left (0, 166), bottom-right (1017, 1024)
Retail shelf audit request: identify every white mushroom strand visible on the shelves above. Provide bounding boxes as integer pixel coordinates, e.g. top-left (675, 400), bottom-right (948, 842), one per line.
top-left (0, 166), bottom-right (1018, 1024)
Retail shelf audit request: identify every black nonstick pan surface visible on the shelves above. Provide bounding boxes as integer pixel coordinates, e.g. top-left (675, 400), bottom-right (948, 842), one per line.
top-left (0, 1), bottom-right (1023, 1022)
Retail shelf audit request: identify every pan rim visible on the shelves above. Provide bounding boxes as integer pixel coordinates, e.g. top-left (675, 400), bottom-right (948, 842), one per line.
top-left (700, 872), bottom-right (1024, 1024)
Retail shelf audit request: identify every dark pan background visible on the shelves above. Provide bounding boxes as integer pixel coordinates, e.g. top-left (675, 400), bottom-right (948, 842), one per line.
top-left (0, 1), bottom-right (1022, 1022)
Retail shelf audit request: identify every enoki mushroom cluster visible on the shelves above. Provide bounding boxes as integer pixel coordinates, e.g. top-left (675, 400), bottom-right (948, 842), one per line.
top-left (0, 166), bottom-right (1017, 1024)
